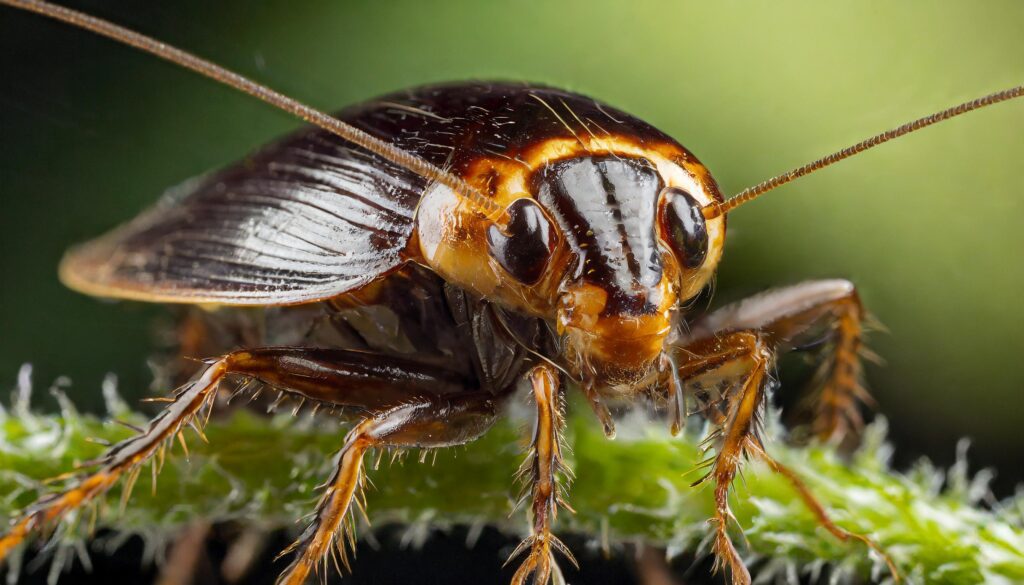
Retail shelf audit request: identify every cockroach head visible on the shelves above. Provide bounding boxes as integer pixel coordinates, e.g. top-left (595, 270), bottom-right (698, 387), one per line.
top-left (523, 153), bottom-right (725, 389)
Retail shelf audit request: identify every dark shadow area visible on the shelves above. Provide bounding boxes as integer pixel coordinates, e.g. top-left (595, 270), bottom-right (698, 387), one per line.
top-left (16, 525), bottom-right (732, 585)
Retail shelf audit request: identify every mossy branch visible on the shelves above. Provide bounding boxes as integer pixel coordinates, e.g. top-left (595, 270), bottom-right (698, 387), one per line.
top-left (1, 368), bottom-right (1022, 584)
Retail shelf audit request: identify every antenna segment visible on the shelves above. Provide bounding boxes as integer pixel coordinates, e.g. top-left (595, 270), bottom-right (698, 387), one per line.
top-left (1, 0), bottom-right (509, 225)
top-left (706, 84), bottom-right (1024, 219)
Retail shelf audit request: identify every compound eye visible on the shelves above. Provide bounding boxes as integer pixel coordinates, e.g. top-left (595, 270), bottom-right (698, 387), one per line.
top-left (486, 198), bottom-right (556, 284)
top-left (660, 187), bottom-right (708, 269)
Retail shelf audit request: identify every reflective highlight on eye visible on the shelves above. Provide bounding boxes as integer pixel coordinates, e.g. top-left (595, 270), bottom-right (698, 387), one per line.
top-left (660, 187), bottom-right (708, 269)
top-left (486, 198), bottom-right (556, 284)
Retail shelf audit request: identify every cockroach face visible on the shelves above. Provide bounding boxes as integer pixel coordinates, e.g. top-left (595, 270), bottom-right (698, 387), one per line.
top-left (528, 155), bottom-right (724, 388)
top-left (417, 143), bottom-right (725, 391)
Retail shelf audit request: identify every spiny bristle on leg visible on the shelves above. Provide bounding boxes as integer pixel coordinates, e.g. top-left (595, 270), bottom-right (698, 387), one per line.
top-left (0, 360), bottom-right (227, 563)
top-left (507, 533), bottom-right (574, 585)
top-left (808, 306), bottom-right (875, 442)
top-left (700, 341), bottom-right (770, 585)
top-left (508, 366), bottom-right (576, 585)
top-left (707, 439), bottom-right (759, 585)
top-left (710, 509), bottom-right (751, 585)
top-left (0, 471), bottom-right (118, 560)
top-left (275, 425), bottom-right (371, 585)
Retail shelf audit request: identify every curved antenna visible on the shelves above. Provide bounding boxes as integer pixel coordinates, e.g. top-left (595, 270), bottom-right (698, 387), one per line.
top-left (704, 84), bottom-right (1024, 219)
top-left (1, 0), bottom-right (509, 226)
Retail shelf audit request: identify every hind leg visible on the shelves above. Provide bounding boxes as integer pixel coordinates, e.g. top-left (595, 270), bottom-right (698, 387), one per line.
top-left (0, 360), bottom-right (228, 560)
top-left (0, 347), bottom-right (473, 562)
top-left (687, 279), bottom-right (873, 441)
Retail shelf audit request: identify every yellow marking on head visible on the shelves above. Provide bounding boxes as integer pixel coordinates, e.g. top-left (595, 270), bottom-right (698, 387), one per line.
top-left (417, 133), bottom-right (726, 326)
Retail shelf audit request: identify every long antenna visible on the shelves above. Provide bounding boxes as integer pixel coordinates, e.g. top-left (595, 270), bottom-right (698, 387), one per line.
top-left (1, 0), bottom-right (508, 225)
top-left (705, 84), bottom-right (1024, 219)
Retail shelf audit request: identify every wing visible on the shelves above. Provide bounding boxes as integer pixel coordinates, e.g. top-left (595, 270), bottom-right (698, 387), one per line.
top-left (60, 126), bottom-right (427, 305)
top-left (61, 82), bottom-right (667, 306)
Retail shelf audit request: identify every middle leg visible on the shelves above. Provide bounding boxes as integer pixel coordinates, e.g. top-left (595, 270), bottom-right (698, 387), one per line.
top-left (276, 390), bottom-right (501, 585)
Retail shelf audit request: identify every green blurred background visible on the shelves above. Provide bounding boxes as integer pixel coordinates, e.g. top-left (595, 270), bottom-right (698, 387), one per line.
top-left (1, 0), bottom-right (1022, 495)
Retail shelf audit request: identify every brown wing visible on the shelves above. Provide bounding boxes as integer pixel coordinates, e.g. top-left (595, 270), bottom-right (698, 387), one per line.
top-left (61, 82), bottom-right (675, 305)
top-left (60, 125), bottom-right (427, 305)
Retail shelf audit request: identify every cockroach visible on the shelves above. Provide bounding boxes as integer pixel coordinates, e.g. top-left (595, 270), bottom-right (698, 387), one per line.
top-left (0, 1), bottom-right (1021, 584)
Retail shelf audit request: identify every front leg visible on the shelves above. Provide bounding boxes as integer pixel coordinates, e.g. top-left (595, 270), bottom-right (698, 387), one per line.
top-left (669, 331), bottom-right (769, 585)
top-left (687, 279), bottom-right (872, 440)
top-left (509, 365), bottom-right (575, 585)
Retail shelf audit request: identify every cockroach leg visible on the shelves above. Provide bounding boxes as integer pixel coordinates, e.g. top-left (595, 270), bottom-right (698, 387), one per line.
top-left (0, 346), bottom-right (474, 570)
top-left (275, 391), bottom-right (500, 585)
top-left (807, 298), bottom-right (873, 441)
top-left (660, 353), bottom-right (686, 437)
top-left (508, 365), bottom-right (576, 585)
top-left (658, 348), bottom-right (754, 437)
top-left (675, 331), bottom-right (769, 585)
top-left (686, 279), bottom-right (874, 442)
top-left (0, 359), bottom-right (229, 561)
top-left (223, 347), bottom-right (469, 412)
top-left (670, 280), bottom-right (898, 583)
top-left (744, 442), bottom-right (900, 581)
top-left (581, 380), bottom-right (616, 439)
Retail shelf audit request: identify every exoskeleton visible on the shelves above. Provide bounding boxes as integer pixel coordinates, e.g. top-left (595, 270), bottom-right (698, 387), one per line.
top-left (3, 2), bottom-right (1021, 584)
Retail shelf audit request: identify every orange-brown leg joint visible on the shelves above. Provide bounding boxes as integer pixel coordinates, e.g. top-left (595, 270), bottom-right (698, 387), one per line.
top-left (509, 365), bottom-right (575, 585)
top-left (0, 360), bottom-right (226, 562)
top-left (662, 339), bottom-right (758, 436)
top-left (277, 424), bottom-right (372, 585)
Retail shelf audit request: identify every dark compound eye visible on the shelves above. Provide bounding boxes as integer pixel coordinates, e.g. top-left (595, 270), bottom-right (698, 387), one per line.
top-left (486, 198), bottom-right (556, 284)
top-left (660, 187), bottom-right (708, 269)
